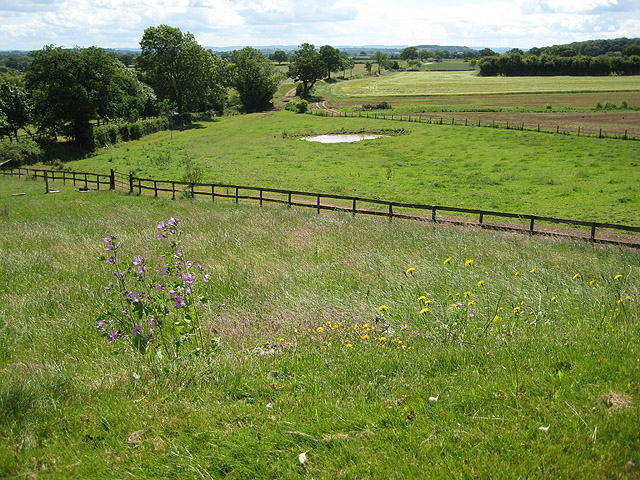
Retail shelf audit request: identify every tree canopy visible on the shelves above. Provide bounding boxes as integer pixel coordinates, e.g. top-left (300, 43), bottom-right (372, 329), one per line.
top-left (138, 25), bottom-right (226, 114)
top-left (287, 43), bottom-right (325, 97)
top-left (230, 47), bottom-right (284, 112)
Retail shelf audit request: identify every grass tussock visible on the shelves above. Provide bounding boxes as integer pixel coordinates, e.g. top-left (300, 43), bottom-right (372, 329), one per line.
top-left (0, 175), bottom-right (638, 479)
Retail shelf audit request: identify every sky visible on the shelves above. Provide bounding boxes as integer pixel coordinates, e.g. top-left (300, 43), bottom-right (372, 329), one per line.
top-left (1, 0), bottom-right (639, 51)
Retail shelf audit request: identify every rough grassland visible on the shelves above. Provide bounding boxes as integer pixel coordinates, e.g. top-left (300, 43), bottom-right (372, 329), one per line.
top-left (0, 175), bottom-right (638, 479)
top-left (64, 111), bottom-right (640, 225)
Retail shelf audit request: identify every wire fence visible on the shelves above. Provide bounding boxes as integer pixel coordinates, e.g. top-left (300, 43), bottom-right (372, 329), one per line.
top-left (3, 167), bottom-right (639, 248)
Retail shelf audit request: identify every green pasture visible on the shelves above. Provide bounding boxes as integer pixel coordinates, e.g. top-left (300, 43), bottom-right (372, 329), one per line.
top-left (0, 175), bottom-right (638, 478)
top-left (331, 71), bottom-right (640, 97)
top-left (58, 110), bottom-right (639, 225)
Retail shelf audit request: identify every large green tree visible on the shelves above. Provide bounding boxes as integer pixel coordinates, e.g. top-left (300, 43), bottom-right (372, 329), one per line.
top-left (139, 25), bottom-right (225, 114)
top-left (26, 45), bottom-right (141, 148)
top-left (287, 43), bottom-right (325, 97)
top-left (0, 81), bottom-right (31, 142)
top-left (319, 45), bottom-right (341, 80)
top-left (374, 51), bottom-right (389, 74)
top-left (400, 47), bottom-right (418, 61)
top-left (229, 47), bottom-right (284, 112)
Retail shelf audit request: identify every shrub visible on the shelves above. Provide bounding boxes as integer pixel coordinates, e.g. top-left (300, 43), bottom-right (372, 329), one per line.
top-left (362, 102), bottom-right (392, 111)
top-left (0, 139), bottom-right (43, 166)
top-left (285, 98), bottom-right (309, 114)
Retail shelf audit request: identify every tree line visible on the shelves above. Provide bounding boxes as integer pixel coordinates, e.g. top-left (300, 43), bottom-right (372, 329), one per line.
top-left (478, 52), bottom-right (640, 76)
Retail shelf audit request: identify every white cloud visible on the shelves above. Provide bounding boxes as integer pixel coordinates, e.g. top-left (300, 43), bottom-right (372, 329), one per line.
top-left (0, 0), bottom-right (638, 50)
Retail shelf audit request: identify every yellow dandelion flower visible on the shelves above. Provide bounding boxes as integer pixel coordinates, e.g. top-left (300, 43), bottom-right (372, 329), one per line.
top-left (515, 271), bottom-right (520, 277)
top-left (468, 300), bottom-right (475, 306)
top-left (614, 274), bottom-right (623, 281)
top-left (529, 268), bottom-right (536, 273)
top-left (402, 345), bottom-right (407, 350)
top-left (589, 280), bottom-right (596, 286)
top-left (477, 280), bottom-right (485, 287)
top-left (353, 324), bottom-right (359, 330)
top-left (346, 344), bottom-right (354, 349)
top-left (443, 257), bottom-right (452, 264)
top-left (464, 291), bottom-right (471, 297)
top-left (520, 300), bottom-right (525, 305)
top-left (513, 306), bottom-right (521, 314)
top-left (497, 307), bottom-right (503, 311)
top-left (279, 338), bottom-right (285, 342)
top-left (425, 299), bottom-right (432, 304)
top-left (405, 267), bottom-right (415, 275)
top-left (381, 344), bottom-right (386, 349)
top-left (294, 328), bottom-right (299, 333)
top-left (573, 273), bottom-right (580, 280)
top-left (417, 295), bottom-right (427, 302)
top-left (363, 323), bottom-right (369, 328)
top-left (465, 259), bottom-right (474, 267)
top-left (493, 315), bottom-right (500, 323)
top-left (325, 321), bottom-right (332, 326)
top-left (626, 296), bottom-right (631, 301)
top-left (361, 334), bottom-right (369, 340)
top-left (617, 298), bottom-right (624, 304)
top-left (378, 305), bottom-right (388, 311)
top-left (397, 340), bottom-right (403, 345)
top-left (316, 327), bottom-right (324, 333)
top-left (419, 307), bottom-right (429, 314)
top-left (378, 337), bottom-right (387, 342)
top-left (551, 296), bottom-right (557, 302)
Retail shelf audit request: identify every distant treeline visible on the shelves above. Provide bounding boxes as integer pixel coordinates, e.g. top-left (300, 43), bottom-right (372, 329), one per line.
top-left (478, 54), bottom-right (640, 77)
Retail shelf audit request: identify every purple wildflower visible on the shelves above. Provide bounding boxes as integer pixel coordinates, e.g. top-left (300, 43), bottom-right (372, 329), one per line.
top-left (157, 284), bottom-right (163, 292)
top-left (104, 237), bottom-right (111, 243)
top-left (157, 221), bottom-right (165, 230)
top-left (148, 316), bottom-right (155, 325)
top-left (157, 231), bottom-right (165, 240)
top-left (203, 274), bottom-right (211, 282)
top-left (173, 295), bottom-right (185, 308)
top-left (133, 291), bottom-right (142, 303)
top-left (168, 217), bottom-right (178, 227)
top-left (132, 325), bottom-right (144, 336)
top-left (197, 264), bottom-right (203, 271)
top-left (107, 330), bottom-right (120, 343)
top-left (133, 255), bottom-right (143, 265)
top-left (186, 261), bottom-right (192, 269)
top-left (161, 266), bottom-right (168, 276)
top-left (469, 309), bottom-right (476, 318)
top-left (183, 273), bottom-right (195, 285)
top-left (106, 256), bottom-right (115, 264)
top-left (105, 244), bottom-right (113, 252)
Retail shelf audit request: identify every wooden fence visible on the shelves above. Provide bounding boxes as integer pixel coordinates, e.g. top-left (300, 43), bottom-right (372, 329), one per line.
top-left (2, 167), bottom-right (639, 248)
top-left (308, 109), bottom-right (638, 141)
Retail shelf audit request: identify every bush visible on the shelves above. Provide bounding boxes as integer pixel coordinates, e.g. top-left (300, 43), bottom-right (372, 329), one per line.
top-left (92, 117), bottom-right (170, 149)
top-left (285, 98), bottom-right (309, 114)
top-left (0, 139), bottom-right (43, 166)
top-left (362, 102), bottom-right (392, 111)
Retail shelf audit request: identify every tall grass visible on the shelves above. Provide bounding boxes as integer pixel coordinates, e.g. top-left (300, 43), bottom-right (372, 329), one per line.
top-left (0, 175), bottom-right (638, 478)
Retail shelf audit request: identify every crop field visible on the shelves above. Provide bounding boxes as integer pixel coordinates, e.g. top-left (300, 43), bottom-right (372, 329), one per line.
top-left (331, 71), bottom-right (640, 97)
top-left (0, 175), bottom-right (638, 478)
top-left (58, 110), bottom-right (640, 226)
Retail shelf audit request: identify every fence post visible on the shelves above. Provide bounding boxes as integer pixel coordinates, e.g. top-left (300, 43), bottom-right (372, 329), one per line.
top-left (479, 211), bottom-right (484, 225)
top-left (191, 183), bottom-right (194, 198)
top-left (129, 173), bottom-right (133, 193)
top-left (172, 182), bottom-right (175, 200)
top-left (590, 223), bottom-right (596, 242)
top-left (288, 192), bottom-right (292, 208)
top-left (96, 174), bottom-right (100, 190)
top-left (352, 198), bottom-right (356, 217)
top-left (317, 195), bottom-right (321, 214)
top-left (138, 178), bottom-right (141, 195)
top-left (235, 187), bottom-right (239, 204)
top-left (45, 171), bottom-right (49, 193)
top-left (154, 181), bottom-right (158, 197)
top-left (110, 169), bottom-right (115, 190)
top-left (211, 185), bottom-right (215, 202)
top-left (431, 207), bottom-right (437, 222)
top-left (260, 189), bottom-right (263, 206)
top-left (529, 217), bottom-right (535, 234)
top-left (84, 173), bottom-right (88, 189)
top-left (388, 203), bottom-right (393, 221)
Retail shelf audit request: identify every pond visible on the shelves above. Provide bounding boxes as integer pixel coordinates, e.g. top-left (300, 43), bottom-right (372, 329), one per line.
top-left (300, 134), bottom-right (383, 144)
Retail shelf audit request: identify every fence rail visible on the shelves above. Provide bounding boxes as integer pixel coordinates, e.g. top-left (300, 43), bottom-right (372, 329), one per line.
top-left (2, 167), bottom-right (639, 248)
top-left (308, 109), bottom-right (638, 141)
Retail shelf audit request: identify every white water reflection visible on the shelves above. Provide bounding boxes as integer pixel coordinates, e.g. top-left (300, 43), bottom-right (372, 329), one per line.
top-left (301, 134), bottom-right (382, 143)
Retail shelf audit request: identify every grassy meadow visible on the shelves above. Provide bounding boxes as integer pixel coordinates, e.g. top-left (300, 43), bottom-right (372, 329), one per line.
top-left (0, 175), bottom-right (639, 478)
top-left (58, 110), bottom-right (640, 225)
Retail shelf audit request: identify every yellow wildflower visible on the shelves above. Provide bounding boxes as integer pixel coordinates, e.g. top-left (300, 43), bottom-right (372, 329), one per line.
top-left (464, 291), bottom-right (471, 297)
top-left (477, 280), bottom-right (485, 287)
top-left (378, 337), bottom-right (387, 342)
top-left (589, 280), bottom-right (596, 286)
top-left (513, 306), bottom-right (521, 314)
top-left (325, 321), bottom-right (332, 326)
top-left (626, 296), bottom-right (631, 301)
top-left (316, 327), bottom-right (324, 333)
top-left (417, 296), bottom-right (426, 302)
top-left (346, 344), bottom-right (354, 349)
top-left (573, 273), bottom-right (580, 280)
top-left (363, 323), bottom-right (369, 328)
top-left (465, 259), bottom-right (474, 267)
top-left (361, 335), bottom-right (369, 340)
top-left (468, 300), bottom-right (475, 306)
top-left (405, 267), bottom-right (415, 275)
top-left (614, 274), bottom-right (623, 281)
top-left (279, 338), bottom-right (285, 342)
top-left (493, 315), bottom-right (500, 323)
top-left (419, 307), bottom-right (429, 314)
top-left (530, 268), bottom-right (536, 273)
top-left (515, 271), bottom-right (520, 277)
top-left (617, 298), bottom-right (624, 304)
top-left (551, 296), bottom-right (557, 302)
top-left (443, 257), bottom-right (452, 264)
top-left (425, 299), bottom-right (432, 304)
top-left (378, 305), bottom-right (388, 311)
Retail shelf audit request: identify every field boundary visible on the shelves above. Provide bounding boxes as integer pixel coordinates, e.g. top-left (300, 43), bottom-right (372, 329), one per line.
top-left (2, 167), bottom-right (639, 248)
top-left (308, 108), bottom-right (639, 141)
